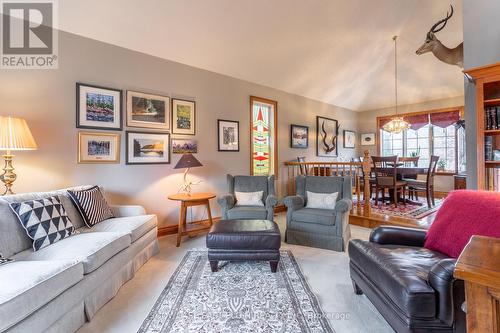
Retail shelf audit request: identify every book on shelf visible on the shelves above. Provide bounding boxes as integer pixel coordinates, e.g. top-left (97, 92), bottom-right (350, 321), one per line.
top-left (485, 106), bottom-right (500, 130)
top-left (486, 167), bottom-right (500, 191)
top-left (485, 136), bottom-right (494, 161)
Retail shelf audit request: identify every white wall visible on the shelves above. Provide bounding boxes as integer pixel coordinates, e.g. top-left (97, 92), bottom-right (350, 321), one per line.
top-left (0, 31), bottom-right (359, 228)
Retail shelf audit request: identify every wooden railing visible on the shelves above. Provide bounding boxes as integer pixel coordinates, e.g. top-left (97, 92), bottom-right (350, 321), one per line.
top-left (284, 150), bottom-right (372, 217)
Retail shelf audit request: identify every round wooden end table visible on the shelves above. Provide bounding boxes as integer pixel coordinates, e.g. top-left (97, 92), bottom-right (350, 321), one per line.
top-left (167, 192), bottom-right (216, 247)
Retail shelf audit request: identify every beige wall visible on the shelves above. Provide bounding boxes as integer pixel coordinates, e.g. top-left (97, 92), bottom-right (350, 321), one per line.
top-left (356, 96), bottom-right (465, 192)
top-left (0, 31), bottom-right (359, 228)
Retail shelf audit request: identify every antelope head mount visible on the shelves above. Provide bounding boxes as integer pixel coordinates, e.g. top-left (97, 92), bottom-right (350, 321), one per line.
top-left (416, 5), bottom-right (463, 68)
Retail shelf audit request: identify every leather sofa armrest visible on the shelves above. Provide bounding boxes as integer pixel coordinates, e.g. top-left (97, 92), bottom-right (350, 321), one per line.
top-left (109, 205), bottom-right (146, 217)
top-left (283, 195), bottom-right (304, 212)
top-left (369, 226), bottom-right (427, 247)
top-left (217, 194), bottom-right (235, 210)
top-left (335, 198), bottom-right (352, 213)
top-left (265, 194), bottom-right (278, 208)
top-left (428, 258), bottom-right (459, 325)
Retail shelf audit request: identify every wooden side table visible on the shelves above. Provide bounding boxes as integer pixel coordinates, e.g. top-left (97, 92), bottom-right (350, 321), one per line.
top-left (454, 235), bottom-right (500, 333)
top-left (168, 192), bottom-right (216, 247)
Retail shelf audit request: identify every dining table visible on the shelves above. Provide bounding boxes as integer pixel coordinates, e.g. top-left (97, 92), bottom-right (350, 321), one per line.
top-left (370, 164), bottom-right (429, 205)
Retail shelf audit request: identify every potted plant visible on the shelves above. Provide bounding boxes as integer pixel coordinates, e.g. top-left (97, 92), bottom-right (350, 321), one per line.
top-left (437, 160), bottom-right (446, 172)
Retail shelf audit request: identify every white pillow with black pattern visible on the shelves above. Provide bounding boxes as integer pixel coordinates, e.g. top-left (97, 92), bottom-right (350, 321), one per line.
top-left (10, 196), bottom-right (76, 251)
top-left (67, 186), bottom-right (114, 228)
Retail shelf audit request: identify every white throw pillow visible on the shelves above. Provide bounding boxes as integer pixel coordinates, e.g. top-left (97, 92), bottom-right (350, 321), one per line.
top-left (235, 191), bottom-right (264, 206)
top-left (305, 191), bottom-right (339, 210)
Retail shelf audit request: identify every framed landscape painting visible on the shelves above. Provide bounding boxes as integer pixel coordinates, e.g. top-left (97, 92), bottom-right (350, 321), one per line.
top-left (76, 83), bottom-right (122, 130)
top-left (78, 131), bottom-right (120, 163)
top-left (217, 119), bottom-right (239, 152)
top-left (172, 139), bottom-right (198, 154)
top-left (172, 99), bottom-right (195, 135)
top-left (290, 124), bottom-right (308, 148)
top-left (126, 131), bottom-right (170, 165)
top-left (343, 130), bottom-right (356, 148)
top-left (316, 116), bottom-right (339, 157)
top-left (127, 91), bottom-right (170, 130)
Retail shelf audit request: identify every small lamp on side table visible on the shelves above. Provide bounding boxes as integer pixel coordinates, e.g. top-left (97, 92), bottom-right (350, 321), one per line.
top-left (0, 116), bottom-right (38, 195)
top-left (174, 153), bottom-right (203, 195)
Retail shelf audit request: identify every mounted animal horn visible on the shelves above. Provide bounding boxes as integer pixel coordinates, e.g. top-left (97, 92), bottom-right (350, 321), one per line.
top-left (427, 5), bottom-right (454, 39)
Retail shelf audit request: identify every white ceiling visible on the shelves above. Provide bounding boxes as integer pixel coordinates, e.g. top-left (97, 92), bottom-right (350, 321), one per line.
top-left (59, 0), bottom-right (465, 111)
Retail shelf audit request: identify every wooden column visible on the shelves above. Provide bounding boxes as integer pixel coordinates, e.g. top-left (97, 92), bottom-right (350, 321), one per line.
top-left (454, 236), bottom-right (500, 333)
top-left (362, 150), bottom-right (371, 217)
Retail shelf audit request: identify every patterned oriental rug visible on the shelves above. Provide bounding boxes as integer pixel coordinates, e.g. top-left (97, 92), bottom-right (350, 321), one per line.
top-left (354, 197), bottom-right (443, 219)
top-left (138, 250), bottom-right (334, 333)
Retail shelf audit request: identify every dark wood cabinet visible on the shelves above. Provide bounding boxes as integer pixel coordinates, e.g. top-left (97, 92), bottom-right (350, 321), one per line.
top-left (454, 174), bottom-right (467, 190)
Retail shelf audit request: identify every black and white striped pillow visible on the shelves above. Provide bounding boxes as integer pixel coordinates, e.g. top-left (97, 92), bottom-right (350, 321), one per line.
top-left (68, 186), bottom-right (114, 227)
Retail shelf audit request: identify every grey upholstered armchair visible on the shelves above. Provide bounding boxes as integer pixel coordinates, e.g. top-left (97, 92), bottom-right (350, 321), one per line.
top-left (283, 175), bottom-right (352, 251)
top-left (217, 174), bottom-right (277, 221)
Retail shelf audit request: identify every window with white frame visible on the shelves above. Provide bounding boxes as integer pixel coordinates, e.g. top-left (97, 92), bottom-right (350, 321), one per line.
top-left (379, 111), bottom-right (465, 173)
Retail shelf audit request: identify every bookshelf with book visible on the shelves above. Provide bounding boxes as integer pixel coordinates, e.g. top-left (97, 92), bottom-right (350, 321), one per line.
top-left (465, 62), bottom-right (500, 191)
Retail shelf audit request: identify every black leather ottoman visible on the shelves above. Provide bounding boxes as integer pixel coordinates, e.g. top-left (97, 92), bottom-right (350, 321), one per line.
top-left (206, 219), bottom-right (281, 272)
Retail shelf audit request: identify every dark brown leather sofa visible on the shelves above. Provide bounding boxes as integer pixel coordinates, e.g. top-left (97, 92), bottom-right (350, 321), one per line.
top-left (349, 226), bottom-right (465, 333)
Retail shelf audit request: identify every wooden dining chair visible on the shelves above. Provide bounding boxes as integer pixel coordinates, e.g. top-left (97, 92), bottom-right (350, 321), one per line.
top-left (297, 156), bottom-right (309, 175)
top-left (371, 156), bottom-right (407, 207)
top-left (403, 155), bottom-right (440, 207)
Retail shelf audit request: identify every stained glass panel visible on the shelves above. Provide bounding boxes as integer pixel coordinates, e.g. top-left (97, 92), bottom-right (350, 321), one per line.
top-left (251, 98), bottom-right (276, 176)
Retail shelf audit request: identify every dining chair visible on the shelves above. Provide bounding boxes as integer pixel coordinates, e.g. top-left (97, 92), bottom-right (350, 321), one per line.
top-left (297, 156), bottom-right (309, 175)
top-left (403, 155), bottom-right (440, 207)
top-left (371, 156), bottom-right (407, 207)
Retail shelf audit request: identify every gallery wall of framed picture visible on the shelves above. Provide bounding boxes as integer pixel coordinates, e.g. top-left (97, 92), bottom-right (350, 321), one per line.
top-left (76, 82), bottom-right (201, 165)
top-left (343, 130), bottom-right (356, 149)
top-left (290, 124), bottom-right (308, 149)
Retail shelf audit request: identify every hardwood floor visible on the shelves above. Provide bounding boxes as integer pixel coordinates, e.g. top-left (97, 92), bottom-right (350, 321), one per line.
top-left (349, 210), bottom-right (436, 230)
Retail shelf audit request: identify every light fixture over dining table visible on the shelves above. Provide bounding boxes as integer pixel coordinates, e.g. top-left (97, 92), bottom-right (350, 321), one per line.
top-left (382, 35), bottom-right (411, 134)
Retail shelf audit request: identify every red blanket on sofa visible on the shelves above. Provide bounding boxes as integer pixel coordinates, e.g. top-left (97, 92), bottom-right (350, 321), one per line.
top-left (424, 190), bottom-right (500, 258)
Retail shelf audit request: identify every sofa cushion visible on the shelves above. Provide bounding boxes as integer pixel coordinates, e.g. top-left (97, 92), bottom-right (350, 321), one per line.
top-left (80, 215), bottom-right (157, 243)
top-left (227, 206), bottom-right (268, 220)
top-left (292, 208), bottom-right (336, 226)
top-left (0, 185), bottom-right (93, 258)
top-left (68, 186), bottom-right (114, 228)
top-left (10, 196), bottom-right (76, 251)
top-left (0, 260), bottom-right (83, 332)
top-left (12, 232), bottom-right (131, 274)
top-left (305, 191), bottom-right (338, 210)
top-left (349, 239), bottom-right (447, 319)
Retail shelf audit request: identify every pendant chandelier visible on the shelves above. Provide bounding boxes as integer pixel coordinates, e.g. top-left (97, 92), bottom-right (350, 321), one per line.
top-left (383, 36), bottom-right (410, 134)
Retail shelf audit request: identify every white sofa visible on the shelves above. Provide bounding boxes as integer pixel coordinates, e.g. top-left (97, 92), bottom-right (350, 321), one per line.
top-left (0, 186), bottom-right (159, 333)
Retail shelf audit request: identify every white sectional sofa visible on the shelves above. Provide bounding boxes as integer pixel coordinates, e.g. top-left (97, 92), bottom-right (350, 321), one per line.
top-left (0, 186), bottom-right (159, 333)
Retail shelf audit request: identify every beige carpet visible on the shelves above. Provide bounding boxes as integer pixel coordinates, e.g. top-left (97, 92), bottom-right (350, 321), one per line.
top-left (77, 214), bottom-right (394, 333)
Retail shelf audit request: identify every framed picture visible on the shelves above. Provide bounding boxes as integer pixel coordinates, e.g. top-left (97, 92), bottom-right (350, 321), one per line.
top-left (126, 91), bottom-right (170, 130)
top-left (172, 139), bottom-right (198, 154)
top-left (290, 124), bottom-right (309, 148)
top-left (343, 130), bottom-right (356, 148)
top-left (78, 131), bottom-right (120, 163)
top-left (76, 83), bottom-right (122, 130)
top-left (361, 133), bottom-right (376, 146)
top-left (217, 119), bottom-right (239, 152)
top-left (316, 116), bottom-right (339, 157)
top-left (126, 131), bottom-right (170, 165)
top-left (172, 99), bottom-right (196, 135)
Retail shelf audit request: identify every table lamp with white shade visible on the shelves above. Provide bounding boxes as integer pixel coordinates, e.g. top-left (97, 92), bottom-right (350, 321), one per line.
top-left (0, 116), bottom-right (38, 195)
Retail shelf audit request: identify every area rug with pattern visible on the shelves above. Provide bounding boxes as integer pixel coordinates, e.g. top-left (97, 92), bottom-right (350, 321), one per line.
top-left (354, 197), bottom-right (442, 219)
top-left (138, 250), bottom-right (334, 333)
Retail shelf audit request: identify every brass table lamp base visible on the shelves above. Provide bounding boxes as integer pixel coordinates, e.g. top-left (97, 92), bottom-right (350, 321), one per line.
top-left (0, 153), bottom-right (16, 195)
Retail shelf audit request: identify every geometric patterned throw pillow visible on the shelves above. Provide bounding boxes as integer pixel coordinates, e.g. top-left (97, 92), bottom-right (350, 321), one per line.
top-left (67, 186), bottom-right (114, 228)
top-left (9, 196), bottom-right (76, 251)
